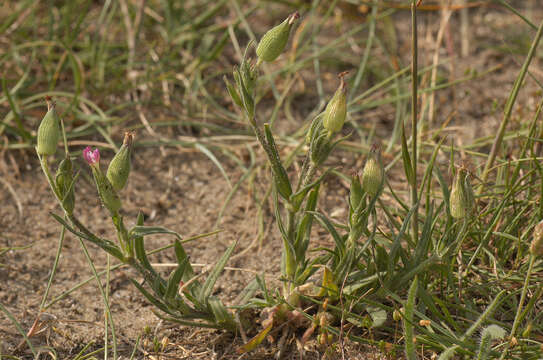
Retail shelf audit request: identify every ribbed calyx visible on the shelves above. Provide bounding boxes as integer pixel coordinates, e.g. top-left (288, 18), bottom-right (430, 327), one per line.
top-left (107, 132), bottom-right (134, 192)
top-left (37, 97), bottom-right (61, 156)
top-left (256, 12), bottom-right (299, 63)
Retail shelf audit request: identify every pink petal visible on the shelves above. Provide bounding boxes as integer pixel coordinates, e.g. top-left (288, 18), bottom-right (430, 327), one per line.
top-left (83, 146), bottom-right (100, 165)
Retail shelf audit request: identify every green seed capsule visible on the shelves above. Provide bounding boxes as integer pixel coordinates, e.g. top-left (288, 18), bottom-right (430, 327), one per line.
top-left (55, 157), bottom-right (75, 214)
top-left (322, 73), bottom-right (348, 136)
top-left (107, 132), bottom-right (133, 192)
top-left (256, 12), bottom-right (299, 62)
top-left (92, 165), bottom-right (121, 214)
top-left (37, 98), bottom-right (61, 156)
top-left (531, 220), bottom-right (543, 256)
top-left (450, 168), bottom-right (471, 219)
top-left (361, 144), bottom-right (383, 198)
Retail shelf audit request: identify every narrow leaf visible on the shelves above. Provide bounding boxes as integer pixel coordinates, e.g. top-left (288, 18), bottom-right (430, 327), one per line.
top-left (195, 143), bottom-right (232, 188)
top-left (199, 242), bottom-right (236, 303)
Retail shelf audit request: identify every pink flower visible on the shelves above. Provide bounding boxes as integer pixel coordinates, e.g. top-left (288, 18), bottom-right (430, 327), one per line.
top-left (83, 146), bottom-right (100, 165)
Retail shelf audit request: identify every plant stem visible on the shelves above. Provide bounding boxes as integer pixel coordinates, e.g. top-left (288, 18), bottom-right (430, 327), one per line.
top-left (410, 0), bottom-right (419, 244)
top-left (39, 155), bottom-right (61, 201)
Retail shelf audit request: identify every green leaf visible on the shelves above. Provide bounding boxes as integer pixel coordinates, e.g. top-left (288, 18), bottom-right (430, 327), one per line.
top-left (130, 279), bottom-right (175, 316)
top-left (264, 124), bottom-right (292, 200)
top-left (386, 203), bottom-right (418, 283)
top-left (208, 296), bottom-right (235, 330)
top-left (235, 278), bottom-right (260, 306)
top-left (175, 240), bottom-right (195, 281)
top-left (165, 259), bottom-right (188, 302)
top-left (133, 212), bottom-right (156, 274)
top-left (224, 76), bottom-right (243, 107)
top-left (289, 168), bottom-right (332, 211)
top-left (198, 242), bottom-right (236, 303)
top-left (51, 213), bottom-right (124, 260)
top-left (401, 122), bottom-right (414, 186)
top-left (294, 185), bottom-right (319, 259)
top-left (308, 211), bottom-right (345, 259)
top-left (237, 69), bottom-right (255, 118)
top-left (128, 225), bottom-right (183, 241)
top-left (195, 143), bottom-right (232, 188)
top-left (255, 275), bottom-right (272, 304)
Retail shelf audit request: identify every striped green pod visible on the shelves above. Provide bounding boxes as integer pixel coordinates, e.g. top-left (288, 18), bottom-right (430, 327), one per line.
top-left (92, 165), bottom-right (121, 214)
top-left (37, 97), bottom-right (61, 156)
top-left (55, 157), bottom-right (75, 214)
top-left (322, 73), bottom-right (348, 135)
top-left (305, 115), bottom-right (323, 145)
top-left (256, 12), bottom-right (299, 62)
top-left (107, 132), bottom-right (133, 192)
top-left (531, 220), bottom-right (543, 256)
top-left (361, 144), bottom-right (383, 198)
top-left (450, 168), bottom-right (472, 219)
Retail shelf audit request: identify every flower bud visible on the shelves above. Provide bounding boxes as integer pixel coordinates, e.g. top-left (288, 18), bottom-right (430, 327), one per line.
top-left (450, 168), bottom-right (472, 219)
top-left (256, 12), bottom-right (299, 63)
top-left (107, 132), bottom-right (133, 192)
top-left (37, 97), bottom-right (61, 156)
top-left (55, 157), bottom-right (75, 214)
top-left (361, 144), bottom-right (383, 198)
top-left (530, 220), bottom-right (543, 256)
top-left (322, 72), bottom-right (348, 136)
top-left (83, 147), bottom-right (121, 214)
top-left (350, 172), bottom-right (363, 212)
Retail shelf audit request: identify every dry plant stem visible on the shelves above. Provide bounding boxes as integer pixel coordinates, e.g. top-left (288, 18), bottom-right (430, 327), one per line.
top-left (499, 254), bottom-right (536, 360)
top-left (460, 0), bottom-right (469, 57)
top-left (478, 18), bottom-right (543, 195)
top-left (410, 1), bottom-right (419, 243)
top-left (428, 8), bottom-right (452, 127)
top-left (0, 176), bottom-right (23, 218)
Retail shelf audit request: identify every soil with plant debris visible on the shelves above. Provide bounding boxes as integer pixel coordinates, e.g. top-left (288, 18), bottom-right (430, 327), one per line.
top-left (1, 2), bottom-right (542, 359)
